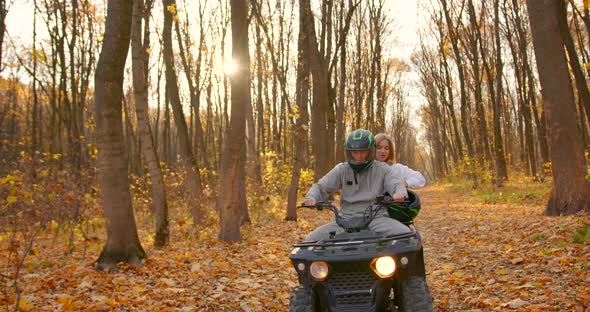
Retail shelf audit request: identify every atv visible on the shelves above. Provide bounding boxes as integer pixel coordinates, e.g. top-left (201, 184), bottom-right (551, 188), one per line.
top-left (288, 191), bottom-right (433, 312)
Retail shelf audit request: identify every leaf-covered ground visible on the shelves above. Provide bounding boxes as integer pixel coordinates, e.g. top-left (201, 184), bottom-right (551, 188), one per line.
top-left (1, 185), bottom-right (589, 311)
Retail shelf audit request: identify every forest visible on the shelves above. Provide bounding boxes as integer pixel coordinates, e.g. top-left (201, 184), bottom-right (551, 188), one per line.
top-left (0, 0), bottom-right (589, 310)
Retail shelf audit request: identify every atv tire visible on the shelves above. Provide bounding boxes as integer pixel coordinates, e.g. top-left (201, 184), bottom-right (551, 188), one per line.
top-left (289, 286), bottom-right (315, 312)
top-left (399, 276), bottom-right (433, 312)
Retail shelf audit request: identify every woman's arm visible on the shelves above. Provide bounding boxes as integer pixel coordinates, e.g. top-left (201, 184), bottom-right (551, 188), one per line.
top-left (394, 163), bottom-right (426, 188)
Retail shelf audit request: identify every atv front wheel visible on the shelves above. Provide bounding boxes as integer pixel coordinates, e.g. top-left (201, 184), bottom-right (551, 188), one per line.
top-left (399, 276), bottom-right (433, 312)
top-left (289, 286), bottom-right (315, 312)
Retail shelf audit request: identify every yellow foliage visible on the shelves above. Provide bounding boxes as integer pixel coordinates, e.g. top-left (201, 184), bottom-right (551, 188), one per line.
top-left (260, 153), bottom-right (314, 196)
top-left (445, 156), bottom-right (492, 184)
top-left (6, 195), bottom-right (17, 205)
top-left (1, 174), bottom-right (16, 185)
top-left (18, 298), bottom-right (34, 311)
top-left (166, 4), bottom-right (177, 14)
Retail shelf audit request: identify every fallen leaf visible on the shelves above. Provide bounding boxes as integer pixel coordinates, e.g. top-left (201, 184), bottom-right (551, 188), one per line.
top-left (505, 298), bottom-right (528, 309)
top-left (17, 298), bottom-right (34, 311)
top-left (159, 278), bottom-right (175, 287)
top-left (78, 280), bottom-right (92, 289)
top-left (91, 295), bottom-right (108, 303)
top-left (515, 283), bottom-right (535, 289)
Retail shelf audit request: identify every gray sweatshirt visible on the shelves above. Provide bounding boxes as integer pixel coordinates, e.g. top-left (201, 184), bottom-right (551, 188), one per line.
top-left (305, 161), bottom-right (408, 218)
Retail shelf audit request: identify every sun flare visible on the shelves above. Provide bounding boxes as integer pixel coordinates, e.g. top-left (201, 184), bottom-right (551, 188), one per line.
top-left (223, 58), bottom-right (238, 76)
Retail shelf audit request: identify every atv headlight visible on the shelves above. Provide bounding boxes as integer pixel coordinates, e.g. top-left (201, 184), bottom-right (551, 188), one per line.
top-left (309, 261), bottom-right (329, 281)
top-left (372, 256), bottom-right (396, 278)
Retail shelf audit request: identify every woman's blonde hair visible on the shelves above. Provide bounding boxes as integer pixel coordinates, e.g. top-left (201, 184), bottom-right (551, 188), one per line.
top-left (374, 133), bottom-right (395, 165)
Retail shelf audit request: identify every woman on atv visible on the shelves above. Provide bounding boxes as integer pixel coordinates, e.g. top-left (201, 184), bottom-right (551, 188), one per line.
top-left (374, 133), bottom-right (426, 189)
top-left (303, 129), bottom-right (410, 241)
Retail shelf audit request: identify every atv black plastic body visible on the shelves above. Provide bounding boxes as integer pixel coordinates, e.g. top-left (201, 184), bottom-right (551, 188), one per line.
top-left (290, 221), bottom-right (427, 311)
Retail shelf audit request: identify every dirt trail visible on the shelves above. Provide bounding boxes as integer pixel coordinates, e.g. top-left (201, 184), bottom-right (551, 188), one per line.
top-left (418, 186), bottom-right (589, 311)
top-left (2, 186), bottom-right (588, 311)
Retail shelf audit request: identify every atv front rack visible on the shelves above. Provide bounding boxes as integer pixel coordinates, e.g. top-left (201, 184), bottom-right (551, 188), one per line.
top-left (293, 230), bottom-right (418, 248)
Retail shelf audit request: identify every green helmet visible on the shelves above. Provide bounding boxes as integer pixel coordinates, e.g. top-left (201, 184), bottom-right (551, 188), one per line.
top-left (345, 129), bottom-right (375, 173)
top-left (387, 190), bottom-right (421, 223)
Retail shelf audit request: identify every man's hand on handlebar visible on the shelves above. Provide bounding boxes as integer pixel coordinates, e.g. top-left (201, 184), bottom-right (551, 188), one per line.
top-left (303, 198), bottom-right (317, 206)
top-left (393, 193), bottom-right (406, 201)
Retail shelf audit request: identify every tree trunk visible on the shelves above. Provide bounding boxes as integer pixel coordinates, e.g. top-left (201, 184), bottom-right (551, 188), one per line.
top-left (122, 96), bottom-right (137, 174)
top-left (195, 5), bottom-right (210, 172)
top-left (509, 0), bottom-right (541, 179)
top-left (69, 0), bottom-right (82, 176)
top-left (366, 1), bottom-right (386, 134)
top-left (245, 85), bottom-right (261, 183)
top-left (163, 91), bottom-right (171, 163)
top-left (132, 0), bottom-right (168, 247)
top-left (238, 145), bottom-right (250, 225)
top-left (467, 0), bottom-right (491, 165)
top-left (354, 12), bottom-right (362, 129)
top-left (162, 0), bottom-right (204, 225)
top-left (300, 0), bottom-right (334, 180)
top-left (95, 0), bottom-right (145, 271)
top-left (441, 0), bottom-right (476, 181)
top-left (335, 0), bottom-right (347, 163)
top-left (437, 16), bottom-right (464, 161)
top-left (557, 1), bottom-right (590, 137)
top-left (520, 24), bottom-right (550, 177)
top-left (0, 0), bottom-right (7, 72)
top-left (492, 0), bottom-right (508, 185)
top-left (287, 2), bottom-right (311, 221)
top-left (441, 55), bottom-right (464, 161)
top-left (250, 0), bottom-right (296, 181)
top-left (174, 9), bottom-right (208, 172)
top-left (31, 2), bottom-right (39, 156)
top-left (527, 0), bottom-right (590, 215)
top-left (255, 24), bottom-right (265, 157)
top-left (218, 0), bottom-right (249, 242)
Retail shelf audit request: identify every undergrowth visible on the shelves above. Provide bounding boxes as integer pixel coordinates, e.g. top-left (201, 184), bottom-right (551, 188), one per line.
top-left (436, 171), bottom-right (552, 206)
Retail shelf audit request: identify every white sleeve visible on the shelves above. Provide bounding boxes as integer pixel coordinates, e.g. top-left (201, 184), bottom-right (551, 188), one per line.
top-left (393, 163), bottom-right (426, 189)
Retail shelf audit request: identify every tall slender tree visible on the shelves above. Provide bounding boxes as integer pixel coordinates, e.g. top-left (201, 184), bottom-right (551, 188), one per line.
top-left (440, 0), bottom-right (476, 170)
top-left (492, 0), bottom-right (508, 185)
top-left (95, 0), bottom-right (145, 271)
top-left (300, 0), bottom-right (334, 180)
top-left (131, 0), bottom-right (168, 247)
top-left (162, 0), bottom-right (204, 225)
top-left (557, 0), bottom-right (590, 139)
top-left (0, 0), bottom-right (7, 73)
top-left (218, 0), bottom-right (250, 242)
top-left (287, 0), bottom-right (311, 221)
top-left (527, 0), bottom-right (590, 215)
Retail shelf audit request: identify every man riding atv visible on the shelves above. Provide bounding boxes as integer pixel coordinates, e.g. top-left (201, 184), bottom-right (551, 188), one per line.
top-left (290, 129), bottom-right (433, 311)
top-left (303, 129), bottom-right (410, 241)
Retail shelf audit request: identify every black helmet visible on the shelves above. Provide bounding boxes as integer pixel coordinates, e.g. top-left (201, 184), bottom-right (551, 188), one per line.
top-left (345, 129), bottom-right (375, 173)
top-left (386, 190), bottom-right (421, 223)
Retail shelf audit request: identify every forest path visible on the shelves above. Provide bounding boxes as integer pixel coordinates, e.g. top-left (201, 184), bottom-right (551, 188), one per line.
top-left (2, 185), bottom-right (588, 311)
top-left (418, 185), bottom-right (589, 311)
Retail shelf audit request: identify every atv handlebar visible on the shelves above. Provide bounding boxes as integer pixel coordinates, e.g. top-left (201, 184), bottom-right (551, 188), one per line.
top-left (297, 201), bottom-right (338, 212)
top-left (297, 197), bottom-right (408, 212)
top-left (375, 195), bottom-right (410, 206)
top-left (298, 202), bottom-right (343, 226)
top-left (298, 194), bottom-right (417, 231)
